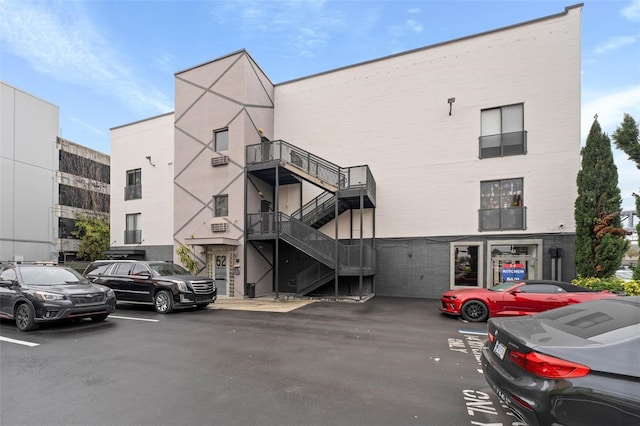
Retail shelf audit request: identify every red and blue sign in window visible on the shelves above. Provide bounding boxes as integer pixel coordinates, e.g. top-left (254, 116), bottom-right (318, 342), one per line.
top-left (501, 263), bottom-right (526, 282)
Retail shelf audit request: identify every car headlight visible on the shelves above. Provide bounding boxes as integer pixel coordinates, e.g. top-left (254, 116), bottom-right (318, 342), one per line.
top-left (35, 291), bottom-right (65, 301)
top-left (170, 280), bottom-right (190, 292)
top-left (105, 288), bottom-right (115, 297)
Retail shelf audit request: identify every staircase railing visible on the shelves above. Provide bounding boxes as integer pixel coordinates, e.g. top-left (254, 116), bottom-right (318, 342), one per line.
top-left (295, 263), bottom-right (334, 295)
top-left (246, 140), bottom-right (345, 190)
top-left (279, 213), bottom-right (343, 266)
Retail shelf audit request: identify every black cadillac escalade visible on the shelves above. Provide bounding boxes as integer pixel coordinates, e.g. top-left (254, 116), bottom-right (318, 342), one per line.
top-left (83, 260), bottom-right (216, 313)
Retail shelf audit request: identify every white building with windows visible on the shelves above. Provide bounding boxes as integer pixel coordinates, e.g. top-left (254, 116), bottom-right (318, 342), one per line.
top-left (1, 82), bottom-right (110, 263)
top-left (109, 5), bottom-right (582, 299)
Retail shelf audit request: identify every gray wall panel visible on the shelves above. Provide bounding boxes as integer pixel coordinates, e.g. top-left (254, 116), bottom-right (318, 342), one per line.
top-left (375, 234), bottom-right (577, 299)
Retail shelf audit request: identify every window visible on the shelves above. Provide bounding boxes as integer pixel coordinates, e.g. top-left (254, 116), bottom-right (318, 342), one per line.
top-left (59, 184), bottom-right (110, 212)
top-left (113, 262), bottom-right (133, 275)
top-left (0, 267), bottom-right (16, 281)
top-left (479, 104), bottom-right (526, 158)
top-left (519, 284), bottom-right (561, 294)
top-left (215, 195), bottom-right (228, 217)
top-left (125, 169), bottom-right (142, 200)
top-left (125, 213), bottom-right (142, 244)
top-left (130, 263), bottom-right (149, 276)
top-left (479, 178), bottom-right (526, 231)
top-left (214, 129), bottom-right (228, 151)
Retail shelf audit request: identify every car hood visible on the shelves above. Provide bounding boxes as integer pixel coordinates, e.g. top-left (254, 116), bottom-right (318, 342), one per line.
top-left (442, 288), bottom-right (492, 297)
top-left (25, 283), bottom-right (111, 295)
top-left (155, 274), bottom-right (213, 282)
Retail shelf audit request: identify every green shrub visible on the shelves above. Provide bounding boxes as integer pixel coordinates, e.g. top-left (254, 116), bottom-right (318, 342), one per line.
top-left (572, 276), bottom-right (640, 296)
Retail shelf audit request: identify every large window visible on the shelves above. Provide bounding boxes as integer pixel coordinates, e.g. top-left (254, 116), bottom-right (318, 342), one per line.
top-left (214, 195), bottom-right (228, 217)
top-left (125, 169), bottom-right (142, 200)
top-left (479, 178), bottom-right (526, 231)
top-left (214, 129), bottom-right (228, 151)
top-left (479, 104), bottom-right (526, 158)
top-left (59, 184), bottom-right (110, 212)
top-left (125, 213), bottom-right (141, 244)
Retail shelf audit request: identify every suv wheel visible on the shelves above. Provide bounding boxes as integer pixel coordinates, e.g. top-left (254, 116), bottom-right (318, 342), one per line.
top-left (154, 290), bottom-right (174, 314)
top-left (15, 303), bottom-right (39, 331)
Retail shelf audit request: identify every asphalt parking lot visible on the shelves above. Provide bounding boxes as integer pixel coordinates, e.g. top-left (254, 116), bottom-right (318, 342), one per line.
top-left (0, 297), bottom-right (517, 426)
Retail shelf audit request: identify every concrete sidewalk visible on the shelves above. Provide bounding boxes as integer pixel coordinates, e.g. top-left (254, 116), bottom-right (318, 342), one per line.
top-left (209, 296), bottom-right (317, 313)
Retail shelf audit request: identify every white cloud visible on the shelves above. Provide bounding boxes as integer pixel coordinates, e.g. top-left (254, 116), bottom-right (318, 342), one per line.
top-left (69, 117), bottom-right (106, 137)
top-left (582, 85), bottom-right (640, 210)
top-left (582, 85), bottom-right (640, 139)
top-left (594, 35), bottom-right (637, 54)
top-left (211, 0), bottom-right (345, 59)
top-left (622, 0), bottom-right (640, 21)
top-left (0, 1), bottom-right (172, 115)
top-left (406, 19), bottom-right (423, 33)
top-left (408, 8), bottom-right (422, 14)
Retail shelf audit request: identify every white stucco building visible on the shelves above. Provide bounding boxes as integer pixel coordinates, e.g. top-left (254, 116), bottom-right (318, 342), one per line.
top-left (109, 5), bottom-right (582, 298)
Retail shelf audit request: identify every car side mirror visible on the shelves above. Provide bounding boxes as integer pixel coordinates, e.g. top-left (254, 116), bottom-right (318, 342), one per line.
top-left (509, 289), bottom-right (521, 295)
top-left (0, 279), bottom-right (16, 287)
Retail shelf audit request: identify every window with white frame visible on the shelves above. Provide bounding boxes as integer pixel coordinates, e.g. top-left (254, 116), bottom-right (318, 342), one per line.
top-left (125, 213), bottom-right (142, 244)
top-left (214, 129), bottom-right (229, 151)
top-left (480, 104), bottom-right (526, 158)
top-left (214, 195), bottom-right (228, 217)
top-left (479, 178), bottom-right (526, 231)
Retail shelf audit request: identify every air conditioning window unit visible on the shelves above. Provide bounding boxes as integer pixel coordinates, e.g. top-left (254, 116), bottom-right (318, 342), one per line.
top-left (211, 222), bottom-right (228, 232)
top-left (211, 156), bottom-right (229, 167)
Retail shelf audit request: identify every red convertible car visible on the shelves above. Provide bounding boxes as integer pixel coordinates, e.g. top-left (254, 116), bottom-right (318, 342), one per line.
top-left (440, 280), bottom-right (618, 322)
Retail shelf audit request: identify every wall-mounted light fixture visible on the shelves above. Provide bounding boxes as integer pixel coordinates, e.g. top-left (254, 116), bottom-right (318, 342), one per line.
top-left (448, 98), bottom-right (456, 116)
top-left (145, 156), bottom-right (156, 167)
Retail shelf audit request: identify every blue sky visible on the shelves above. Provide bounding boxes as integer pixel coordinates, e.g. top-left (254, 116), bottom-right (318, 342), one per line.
top-left (1, 0), bottom-right (639, 209)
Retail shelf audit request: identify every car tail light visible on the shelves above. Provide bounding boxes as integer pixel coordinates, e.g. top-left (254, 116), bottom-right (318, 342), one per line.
top-left (509, 350), bottom-right (590, 379)
top-left (487, 332), bottom-right (495, 343)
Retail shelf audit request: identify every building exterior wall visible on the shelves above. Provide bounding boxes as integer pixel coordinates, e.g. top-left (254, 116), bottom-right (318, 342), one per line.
top-left (274, 6), bottom-right (581, 239)
top-left (173, 51), bottom-right (275, 296)
top-left (109, 112), bottom-right (175, 260)
top-left (0, 82), bottom-right (59, 262)
top-left (268, 6), bottom-right (582, 295)
top-left (56, 137), bottom-right (110, 260)
top-left (109, 5), bottom-right (583, 298)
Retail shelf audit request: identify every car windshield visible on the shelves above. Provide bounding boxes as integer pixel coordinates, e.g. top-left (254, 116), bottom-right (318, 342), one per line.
top-left (150, 263), bottom-right (189, 276)
top-left (488, 282), bottom-right (520, 292)
top-left (19, 267), bottom-right (89, 285)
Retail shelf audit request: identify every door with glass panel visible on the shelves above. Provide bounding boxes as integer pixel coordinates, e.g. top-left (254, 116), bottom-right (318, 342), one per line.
top-left (450, 243), bottom-right (483, 289)
top-left (488, 241), bottom-right (541, 287)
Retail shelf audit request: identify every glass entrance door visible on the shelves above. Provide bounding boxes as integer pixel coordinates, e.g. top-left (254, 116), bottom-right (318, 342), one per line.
top-left (488, 241), bottom-right (541, 287)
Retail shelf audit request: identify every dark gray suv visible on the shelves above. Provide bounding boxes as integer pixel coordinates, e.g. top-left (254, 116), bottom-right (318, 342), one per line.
top-left (84, 260), bottom-right (216, 313)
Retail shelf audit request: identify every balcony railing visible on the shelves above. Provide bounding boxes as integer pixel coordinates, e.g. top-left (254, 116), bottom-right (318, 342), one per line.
top-left (124, 230), bottom-right (142, 244)
top-left (124, 185), bottom-right (142, 200)
top-left (479, 207), bottom-right (526, 231)
top-left (479, 131), bottom-right (527, 158)
top-left (246, 140), bottom-right (344, 189)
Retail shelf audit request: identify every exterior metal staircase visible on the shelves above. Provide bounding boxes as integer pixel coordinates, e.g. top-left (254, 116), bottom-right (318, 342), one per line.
top-left (246, 139), bottom-right (376, 297)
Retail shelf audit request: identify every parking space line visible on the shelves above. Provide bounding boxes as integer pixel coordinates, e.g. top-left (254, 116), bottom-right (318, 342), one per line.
top-left (110, 315), bottom-right (159, 322)
top-left (0, 336), bottom-right (40, 347)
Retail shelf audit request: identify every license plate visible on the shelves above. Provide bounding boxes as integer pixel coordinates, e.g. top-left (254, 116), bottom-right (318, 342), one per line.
top-left (493, 341), bottom-right (507, 360)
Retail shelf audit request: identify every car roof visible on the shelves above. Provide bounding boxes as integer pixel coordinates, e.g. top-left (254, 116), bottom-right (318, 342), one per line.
top-left (520, 280), bottom-right (593, 292)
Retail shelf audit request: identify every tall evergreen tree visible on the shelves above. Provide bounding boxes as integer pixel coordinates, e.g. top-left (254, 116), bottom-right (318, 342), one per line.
top-left (612, 113), bottom-right (640, 279)
top-left (574, 118), bottom-right (628, 277)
